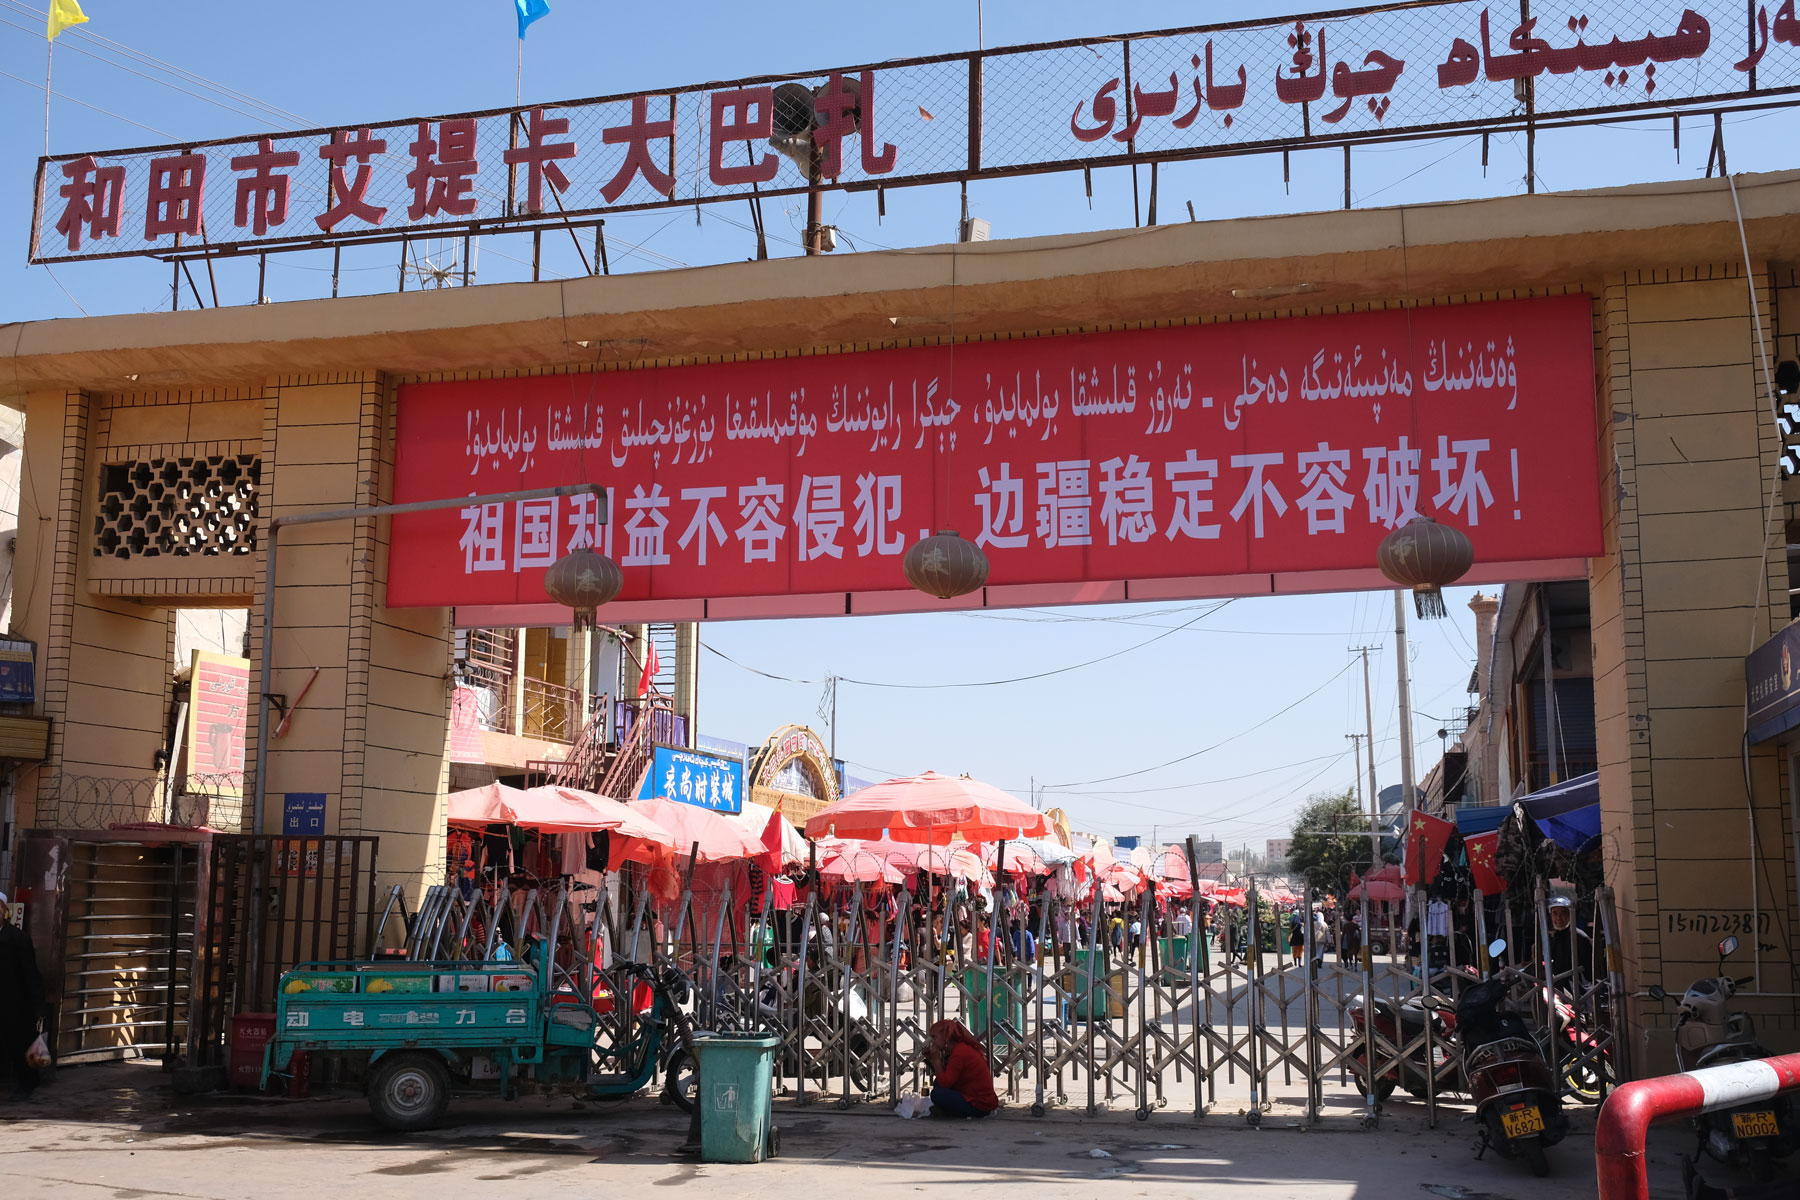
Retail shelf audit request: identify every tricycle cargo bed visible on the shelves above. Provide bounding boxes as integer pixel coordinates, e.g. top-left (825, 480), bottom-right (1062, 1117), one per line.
top-left (267, 961), bottom-right (548, 1068)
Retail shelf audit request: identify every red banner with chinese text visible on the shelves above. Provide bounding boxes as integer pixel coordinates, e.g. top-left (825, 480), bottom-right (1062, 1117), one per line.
top-left (387, 294), bottom-right (1601, 610)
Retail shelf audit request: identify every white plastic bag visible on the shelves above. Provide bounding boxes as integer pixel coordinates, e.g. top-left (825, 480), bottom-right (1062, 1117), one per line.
top-left (894, 1093), bottom-right (934, 1119)
top-left (25, 1034), bottom-right (51, 1069)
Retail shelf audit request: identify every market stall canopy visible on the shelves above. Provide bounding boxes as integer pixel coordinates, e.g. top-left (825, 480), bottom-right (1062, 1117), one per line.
top-left (1517, 772), bottom-right (1601, 850)
top-left (1453, 804), bottom-right (1512, 836)
top-left (636, 797), bottom-right (765, 863)
top-left (1347, 880), bottom-right (1406, 903)
top-left (505, 785), bottom-right (642, 833)
top-left (733, 800), bottom-right (806, 864)
top-left (983, 837), bottom-right (1074, 875)
top-left (803, 771), bottom-right (1050, 845)
top-left (446, 781), bottom-right (528, 828)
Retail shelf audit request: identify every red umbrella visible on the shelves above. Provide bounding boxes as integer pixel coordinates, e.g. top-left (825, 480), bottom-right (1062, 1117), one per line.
top-left (804, 771), bottom-right (1050, 845)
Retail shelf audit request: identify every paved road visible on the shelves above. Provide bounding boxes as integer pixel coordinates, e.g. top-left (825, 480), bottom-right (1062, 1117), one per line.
top-left (0, 1060), bottom-right (1707, 1200)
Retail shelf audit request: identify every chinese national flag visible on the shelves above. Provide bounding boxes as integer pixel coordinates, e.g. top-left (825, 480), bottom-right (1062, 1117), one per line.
top-left (1465, 831), bottom-right (1507, 895)
top-left (1402, 810), bottom-right (1457, 887)
top-left (635, 638), bottom-right (660, 697)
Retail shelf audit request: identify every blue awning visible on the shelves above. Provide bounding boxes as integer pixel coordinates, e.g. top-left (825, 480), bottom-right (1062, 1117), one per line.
top-left (1453, 805), bottom-right (1512, 835)
top-left (1517, 772), bottom-right (1600, 850)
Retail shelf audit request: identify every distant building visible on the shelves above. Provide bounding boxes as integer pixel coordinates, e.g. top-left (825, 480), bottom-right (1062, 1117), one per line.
top-left (1265, 838), bottom-right (1292, 862)
top-left (1194, 839), bottom-right (1224, 863)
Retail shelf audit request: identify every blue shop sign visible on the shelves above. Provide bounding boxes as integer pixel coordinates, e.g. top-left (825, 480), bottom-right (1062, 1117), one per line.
top-left (638, 744), bottom-right (743, 814)
top-left (0, 639), bottom-right (36, 704)
top-left (1747, 621), bottom-right (1800, 744)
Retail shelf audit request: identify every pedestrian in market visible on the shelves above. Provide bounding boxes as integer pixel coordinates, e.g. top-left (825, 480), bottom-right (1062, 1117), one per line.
top-left (0, 896), bottom-right (44, 1101)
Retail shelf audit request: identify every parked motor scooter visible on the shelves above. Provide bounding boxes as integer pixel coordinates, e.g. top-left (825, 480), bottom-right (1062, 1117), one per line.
top-left (1435, 939), bottom-right (1569, 1177)
top-left (1647, 935), bottom-right (1799, 1192)
top-left (1346, 989), bottom-right (1457, 1102)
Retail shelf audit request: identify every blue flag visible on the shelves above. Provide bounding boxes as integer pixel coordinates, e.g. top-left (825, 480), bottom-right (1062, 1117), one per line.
top-left (515, 0), bottom-right (550, 38)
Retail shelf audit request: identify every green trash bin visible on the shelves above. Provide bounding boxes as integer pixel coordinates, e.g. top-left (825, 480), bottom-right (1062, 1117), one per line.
top-left (1156, 935), bottom-right (1191, 982)
top-left (960, 966), bottom-right (1023, 1045)
top-left (1062, 949), bottom-right (1126, 1021)
top-left (693, 1032), bottom-right (780, 1164)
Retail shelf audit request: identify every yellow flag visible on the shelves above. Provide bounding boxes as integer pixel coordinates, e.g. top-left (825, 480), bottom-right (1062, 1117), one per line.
top-left (47, 0), bottom-right (88, 41)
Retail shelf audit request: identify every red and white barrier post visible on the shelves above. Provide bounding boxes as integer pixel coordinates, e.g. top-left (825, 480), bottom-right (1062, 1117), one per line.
top-left (1595, 1052), bottom-right (1800, 1200)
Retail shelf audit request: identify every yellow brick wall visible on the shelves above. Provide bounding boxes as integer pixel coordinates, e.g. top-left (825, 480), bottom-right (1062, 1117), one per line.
top-left (10, 388), bottom-right (175, 831)
top-left (1595, 265), bottom-right (1797, 1073)
top-left (240, 374), bottom-right (450, 908)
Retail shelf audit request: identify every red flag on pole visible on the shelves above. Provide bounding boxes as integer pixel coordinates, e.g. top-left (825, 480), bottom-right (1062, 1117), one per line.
top-left (757, 800), bottom-right (786, 874)
top-left (1403, 810), bottom-right (1456, 887)
top-left (1464, 831), bottom-right (1507, 895)
top-left (635, 638), bottom-right (660, 697)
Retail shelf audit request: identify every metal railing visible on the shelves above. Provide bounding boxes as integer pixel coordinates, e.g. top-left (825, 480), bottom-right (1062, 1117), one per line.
top-left (457, 627), bottom-right (516, 734)
top-left (521, 675), bottom-right (582, 744)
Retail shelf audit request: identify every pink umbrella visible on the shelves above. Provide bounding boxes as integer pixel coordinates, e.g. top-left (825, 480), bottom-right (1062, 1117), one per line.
top-left (635, 797), bottom-right (765, 863)
top-left (506, 785), bottom-right (648, 834)
top-left (819, 846), bottom-right (905, 886)
top-left (981, 841), bottom-right (1056, 875)
top-left (446, 781), bottom-right (528, 828)
top-left (866, 840), bottom-right (992, 885)
top-left (804, 771), bottom-right (1050, 845)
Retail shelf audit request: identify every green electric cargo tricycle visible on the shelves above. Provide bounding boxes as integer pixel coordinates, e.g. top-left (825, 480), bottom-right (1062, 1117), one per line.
top-left (261, 944), bottom-right (695, 1130)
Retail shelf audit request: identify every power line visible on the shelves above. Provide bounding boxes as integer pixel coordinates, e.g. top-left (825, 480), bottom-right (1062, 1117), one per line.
top-left (3, 0), bottom-right (313, 128)
top-left (1047, 657), bottom-right (1356, 789)
top-left (701, 599), bottom-right (1232, 691)
top-left (0, 65), bottom-right (172, 136)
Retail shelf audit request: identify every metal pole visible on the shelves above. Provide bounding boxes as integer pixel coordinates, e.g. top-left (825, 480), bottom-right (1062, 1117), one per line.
top-left (1393, 592), bottom-right (1418, 825)
top-left (1359, 648), bottom-right (1380, 818)
top-left (252, 482), bottom-right (606, 834)
top-left (1246, 879), bottom-right (1263, 1126)
top-left (1083, 879), bottom-right (1103, 1116)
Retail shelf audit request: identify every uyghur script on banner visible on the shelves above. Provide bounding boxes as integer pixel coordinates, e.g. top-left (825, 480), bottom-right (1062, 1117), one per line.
top-left (385, 294), bottom-right (1603, 611)
top-left (31, 0), bottom-right (1800, 262)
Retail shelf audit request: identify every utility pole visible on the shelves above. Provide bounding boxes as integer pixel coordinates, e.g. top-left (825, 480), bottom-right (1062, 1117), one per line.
top-left (1393, 590), bottom-right (1419, 824)
top-left (1353, 647), bottom-right (1381, 826)
top-left (1346, 733), bottom-right (1365, 809)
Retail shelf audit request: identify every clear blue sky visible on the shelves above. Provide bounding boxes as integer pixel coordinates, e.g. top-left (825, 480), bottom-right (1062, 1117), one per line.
top-left (4, 0), bottom-right (1789, 847)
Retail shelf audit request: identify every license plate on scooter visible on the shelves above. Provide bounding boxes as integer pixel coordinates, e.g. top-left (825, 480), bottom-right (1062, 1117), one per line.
top-left (1501, 1107), bottom-right (1545, 1138)
top-left (1733, 1111), bottom-right (1779, 1139)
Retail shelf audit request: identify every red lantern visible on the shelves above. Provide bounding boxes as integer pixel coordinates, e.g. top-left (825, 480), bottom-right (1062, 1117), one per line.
top-left (902, 529), bottom-right (989, 599)
top-left (1376, 516), bottom-right (1473, 619)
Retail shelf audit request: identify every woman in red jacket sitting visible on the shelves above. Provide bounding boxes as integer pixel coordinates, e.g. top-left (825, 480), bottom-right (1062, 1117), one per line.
top-left (925, 1019), bottom-right (998, 1119)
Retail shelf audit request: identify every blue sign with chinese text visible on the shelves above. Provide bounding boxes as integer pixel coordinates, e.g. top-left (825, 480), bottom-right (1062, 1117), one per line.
top-left (637, 745), bottom-right (742, 814)
top-left (1747, 621), bottom-right (1800, 744)
top-left (283, 792), bottom-right (328, 836)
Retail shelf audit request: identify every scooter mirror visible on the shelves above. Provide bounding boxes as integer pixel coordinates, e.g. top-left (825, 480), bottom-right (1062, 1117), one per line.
top-left (1488, 939), bottom-right (1507, 959)
top-left (1647, 985), bottom-right (1667, 1001)
top-left (1719, 935), bottom-right (1740, 958)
